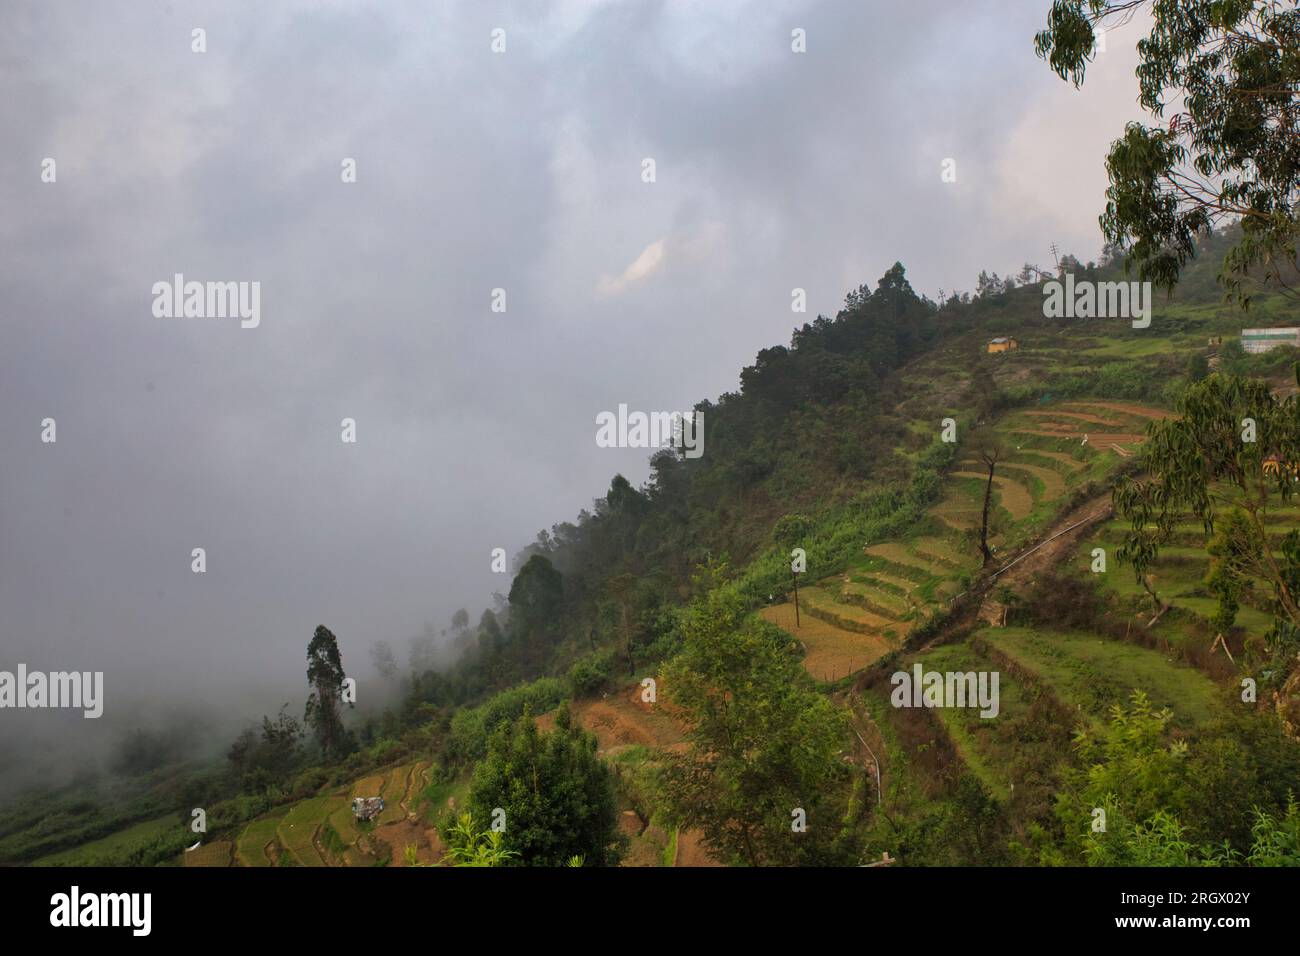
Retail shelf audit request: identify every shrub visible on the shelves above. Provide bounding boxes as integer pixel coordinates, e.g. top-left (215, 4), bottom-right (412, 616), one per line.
top-left (1009, 572), bottom-right (1103, 630)
top-left (447, 677), bottom-right (567, 764)
top-left (467, 704), bottom-right (620, 866)
top-left (289, 766), bottom-right (329, 800)
top-left (567, 652), bottom-right (614, 698)
top-left (771, 513), bottom-right (813, 546)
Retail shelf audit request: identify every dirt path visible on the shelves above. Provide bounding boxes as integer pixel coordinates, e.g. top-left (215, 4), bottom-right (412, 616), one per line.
top-left (977, 492), bottom-right (1113, 624)
top-left (312, 828), bottom-right (337, 866)
top-left (1022, 409), bottom-right (1123, 427)
top-left (673, 829), bottom-right (721, 867)
top-left (1069, 401), bottom-right (1167, 421)
top-left (401, 761), bottom-right (430, 819)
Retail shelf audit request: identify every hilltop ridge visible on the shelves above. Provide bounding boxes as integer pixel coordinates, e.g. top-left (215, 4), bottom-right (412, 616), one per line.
top-left (7, 227), bottom-right (1300, 867)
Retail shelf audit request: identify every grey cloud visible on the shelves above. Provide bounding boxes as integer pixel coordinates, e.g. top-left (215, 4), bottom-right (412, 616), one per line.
top-left (0, 0), bottom-right (1146, 773)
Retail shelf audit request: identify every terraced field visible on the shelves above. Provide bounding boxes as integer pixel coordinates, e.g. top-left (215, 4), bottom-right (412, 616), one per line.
top-left (948, 470), bottom-right (1035, 520)
top-left (760, 601), bottom-right (894, 682)
top-left (872, 620), bottom-right (1226, 823)
top-left (324, 795), bottom-right (383, 866)
top-left (1008, 401), bottom-right (1165, 457)
top-left (277, 796), bottom-right (344, 867)
top-left (929, 475), bottom-right (988, 532)
top-left (33, 814), bottom-right (177, 867)
top-left (760, 532), bottom-right (975, 682)
top-left (763, 401), bottom-right (1166, 682)
top-left (377, 765), bottom-right (412, 824)
top-left (184, 840), bottom-right (233, 867)
top-left (236, 813), bottom-right (286, 867)
top-left (979, 627), bottom-right (1220, 728)
top-left (1078, 483), bottom-right (1299, 642)
top-left (1004, 402), bottom-right (1162, 464)
top-left (912, 642), bottom-right (1035, 802)
top-left (994, 460), bottom-right (1067, 500)
top-left (829, 397), bottom-right (1250, 852)
top-left (350, 772), bottom-right (385, 800)
top-left (537, 688), bottom-right (687, 754)
top-left (406, 761), bottom-right (432, 812)
top-left (209, 761), bottom-right (443, 868)
top-left (931, 400), bottom-right (1164, 555)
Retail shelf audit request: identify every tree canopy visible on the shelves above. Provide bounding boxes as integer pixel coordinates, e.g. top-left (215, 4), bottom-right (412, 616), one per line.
top-left (467, 705), bottom-right (620, 866)
top-left (305, 624), bottom-right (351, 759)
top-left (1037, 1), bottom-right (1300, 301)
top-left (660, 591), bottom-right (863, 866)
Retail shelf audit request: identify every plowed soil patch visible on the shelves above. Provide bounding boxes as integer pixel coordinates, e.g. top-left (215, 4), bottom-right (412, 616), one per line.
top-left (537, 693), bottom-right (686, 753)
top-left (370, 818), bottom-right (439, 866)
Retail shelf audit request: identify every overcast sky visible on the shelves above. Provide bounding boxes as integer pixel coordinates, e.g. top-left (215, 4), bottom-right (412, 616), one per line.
top-left (0, 1), bottom-right (1152, 753)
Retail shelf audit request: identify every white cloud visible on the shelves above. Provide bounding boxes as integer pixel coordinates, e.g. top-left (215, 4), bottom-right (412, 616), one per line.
top-left (596, 237), bottom-right (667, 296)
top-left (593, 220), bottom-right (726, 297)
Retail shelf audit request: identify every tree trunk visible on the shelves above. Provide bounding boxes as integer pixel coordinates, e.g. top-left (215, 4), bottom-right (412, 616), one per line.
top-left (1245, 493), bottom-right (1300, 628)
top-left (1140, 573), bottom-right (1168, 626)
top-left (979, 462), bottom-right (995, 564)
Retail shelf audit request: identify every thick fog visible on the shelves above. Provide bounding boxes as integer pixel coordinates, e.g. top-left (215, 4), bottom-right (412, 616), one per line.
top-left (0, 0), bottom-right (1148, 788)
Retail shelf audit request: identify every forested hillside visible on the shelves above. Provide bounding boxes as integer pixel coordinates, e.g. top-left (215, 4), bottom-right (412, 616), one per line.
top-left (9, 222), bottom-right (1300, 868)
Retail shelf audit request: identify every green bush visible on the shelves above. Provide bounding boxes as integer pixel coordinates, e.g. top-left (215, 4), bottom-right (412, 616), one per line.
top-left (467, 704), bottom-right (620, 866)
top-left (771, 513), bottom-right (813, 546)
top-left (567, 652), bottom-right (614, 698)
top-left (289, 766), bottom-right (329, 800)
top-left (447, 677), bottom-right (568, 764)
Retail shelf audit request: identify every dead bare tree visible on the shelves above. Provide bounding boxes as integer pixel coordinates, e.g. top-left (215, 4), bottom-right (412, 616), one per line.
top-left (971, 427), bottom-right (1005, 566)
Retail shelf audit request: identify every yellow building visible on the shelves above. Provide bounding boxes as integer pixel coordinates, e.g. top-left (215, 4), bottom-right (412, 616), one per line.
top-left (987, 336), bottom-right (1018, 354)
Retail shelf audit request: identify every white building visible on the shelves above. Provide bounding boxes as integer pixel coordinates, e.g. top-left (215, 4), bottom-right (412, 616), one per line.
top-left (1241, 327), bottom-right (1300, 354)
